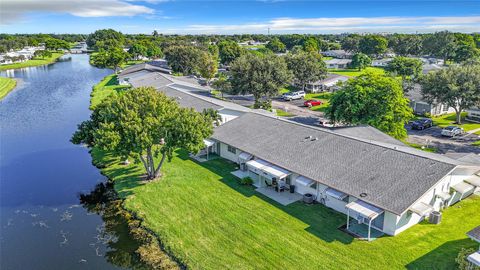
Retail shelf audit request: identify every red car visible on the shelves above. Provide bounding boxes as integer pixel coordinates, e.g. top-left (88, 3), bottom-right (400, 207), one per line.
top-left (304, 100), bottom-right (322, 107)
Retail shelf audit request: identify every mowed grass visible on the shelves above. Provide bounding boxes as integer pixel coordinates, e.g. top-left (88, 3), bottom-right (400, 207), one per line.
top-left (92, 148), bottom-right (480, 270)
top-left (329, 67), bottom-right (385, 77)
top-left (432, 112), bottom-right (480, 132)
top-left (0, 77), bottom-right (17, 100)
top-left (0, 52), bottom-right (64, 71)
top-left (90, 74), bottom-right (130, 109)
top-left (305, 92), bottom-right (332, 112)
top-left (275, 108), bottom-right (295, 117)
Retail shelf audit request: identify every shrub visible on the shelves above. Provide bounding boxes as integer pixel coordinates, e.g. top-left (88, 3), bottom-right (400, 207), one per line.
top-left (456, 248), bottom-right (479, 270)
top-left (241, 177), bottom-right (253, 185)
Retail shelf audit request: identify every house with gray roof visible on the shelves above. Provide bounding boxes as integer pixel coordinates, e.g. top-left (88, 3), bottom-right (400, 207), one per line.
top-left (325, 59), bottom-right (352, 69)
top-left (118, 67), bottom-right (252, 124)
top-left (467, 226), bottom-right (480, 267)
top-left (406, 84), bottom-right (455, 116)
top-left (304, 74), bottom-right (349, 93)
top-left (209, 112), bottom-right (480, 239)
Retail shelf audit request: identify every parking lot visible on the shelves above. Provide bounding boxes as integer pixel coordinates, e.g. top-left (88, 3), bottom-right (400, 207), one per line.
top-left (406, 124), bottom-right (480, 154)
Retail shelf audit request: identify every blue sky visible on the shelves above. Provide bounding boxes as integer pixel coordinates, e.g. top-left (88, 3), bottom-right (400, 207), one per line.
top-left (1, 1), bottom-right (479, 34)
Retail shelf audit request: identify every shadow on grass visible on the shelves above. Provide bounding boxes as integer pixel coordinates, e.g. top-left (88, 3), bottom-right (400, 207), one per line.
top-left (177, 149), bottom-right (354, 244)
top-left (405, 238), bottom-right (476, 270)
top-left (92, 149), bottom-right (146, 198)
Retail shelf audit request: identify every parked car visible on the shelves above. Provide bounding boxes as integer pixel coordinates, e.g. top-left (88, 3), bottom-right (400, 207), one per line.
top-left (411, 118), bottom-right (433, 130)
top-left (283, 91), bottom-right (305, 101)
top-left (304, 100), bottom-right (322, 107)
top-left (318, 119), bottom-right (334, 127)
top-left (441, 126), bottom-right (464, 137)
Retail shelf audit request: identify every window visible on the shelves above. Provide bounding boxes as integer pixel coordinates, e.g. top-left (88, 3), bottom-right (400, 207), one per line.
top-left (227, 145), bottom-right (236, 154)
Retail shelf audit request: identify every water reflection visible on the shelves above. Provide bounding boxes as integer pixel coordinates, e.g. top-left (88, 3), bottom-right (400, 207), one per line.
top-left (80, 182), bottom-right (149, 270)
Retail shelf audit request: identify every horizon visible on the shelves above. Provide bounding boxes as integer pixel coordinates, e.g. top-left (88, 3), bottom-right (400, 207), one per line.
top-left (1, 0), bottom-right (480, 34)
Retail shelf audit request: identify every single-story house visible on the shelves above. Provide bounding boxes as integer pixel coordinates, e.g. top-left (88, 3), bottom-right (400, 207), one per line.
top-left (121, 68), bottom-right (251, 125)
top-left (321, 50), bottom-right (352, 59)
top-left (372, 58), bottom-right (393, 67)
top-left (406, 84), bottom-right (455, 116)
top-left (466, 108), bottom-right (480, 123)
top-left (325, 59), bottom-right (352, 69)
top-left (304, 74), bottom-right (349, 93)
top-left (209, 112), bottom-right (480, 239)
top-left (467, 226), bottom-right (480, 267)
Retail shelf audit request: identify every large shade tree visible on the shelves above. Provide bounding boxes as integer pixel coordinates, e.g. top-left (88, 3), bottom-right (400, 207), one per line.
top-left (71, 87), bottom-right (213, 180)
top-left (218, 40), bottom-right (245, 64)
top-left (386, 56), bottom-right (423, 80)
top-left (286, 52), bottom-right (327, 91)
top-left (422, 31), bottom-right (456, 62)
top-left (164, 45), bottom-right (203, 75)
top-left (230, 53), bottom-right (292, 109)
top-left (325, 72), bottom-right (413, 139)
top-left (91, 47), bottom-right (128, 72)
top-left (350, 53), bottom-right (371, 70)
top-left (420, 64), bottom-right (480, 124)
top-left (359, 35), bottom-right (388, 56)
top-left (266, 38), bottom-right (286, 53)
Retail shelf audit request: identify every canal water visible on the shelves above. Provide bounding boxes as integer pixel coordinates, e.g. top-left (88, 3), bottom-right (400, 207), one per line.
top-left (0, 54), bottom-right (142, 269)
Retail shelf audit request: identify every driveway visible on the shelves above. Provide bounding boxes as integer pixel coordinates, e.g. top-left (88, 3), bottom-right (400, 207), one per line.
top-left (406, 125), bottom-right (480, 154)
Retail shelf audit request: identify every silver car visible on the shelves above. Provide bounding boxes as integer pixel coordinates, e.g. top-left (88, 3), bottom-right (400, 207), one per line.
top-left (440, 126), bottom-right (464, 137)
top-left (283, 91), bottom-right (305, 101)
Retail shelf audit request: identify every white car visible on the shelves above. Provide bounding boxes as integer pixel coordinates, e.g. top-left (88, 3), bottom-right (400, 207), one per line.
top-left (283, 91), bottom-right (305, 101)
top-left (441, 126), bottom-right (464, 137)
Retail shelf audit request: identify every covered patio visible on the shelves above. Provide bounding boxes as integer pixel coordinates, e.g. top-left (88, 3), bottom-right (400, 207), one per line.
top-left (346, 200), bottom-right (384, 241)
top-left (246, 159), bottom-right (290, 189)
top-left (191, 139), bottom-right (217, 162)
top-left (255, 186), bottom-right (302, 206)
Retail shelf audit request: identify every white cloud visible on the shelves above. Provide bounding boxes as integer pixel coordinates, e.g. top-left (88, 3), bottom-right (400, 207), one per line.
top-left (164, 16), bottom-right (480, 34)
top-left (1, 0), bottom-right (154, 24)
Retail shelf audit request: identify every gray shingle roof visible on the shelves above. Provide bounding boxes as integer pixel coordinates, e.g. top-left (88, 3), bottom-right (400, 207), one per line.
top-left (211, 113), bottom-right (457, 215)
top-left (325, 125), bottom-right (406, 147)
top-left (468, 226), bottom-right (480, 242)
top-left (158, 86), bottom-right (222, 112)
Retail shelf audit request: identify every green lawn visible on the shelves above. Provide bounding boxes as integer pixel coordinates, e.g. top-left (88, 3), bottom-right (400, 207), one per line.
top-left (305, 92), bottom-right (332, 112)
top-left (473, 140), bottom-right (480, 147)
top-left (92, 148), bottom-right (480, 270)
top-left (0, 52), bottom-right (64, 71)
top-left (432, 112), bottom-right (480, 133)
top-left (329, 67), bottom-right (385, 77)
top-left (0, 77), bottom-right (17, 100)
top-left (90, 74), bottom-right (130, 109)
top-left (275, 108), bottom-right (295, 117)
top-left (402, 141), bottom-right (438, 153)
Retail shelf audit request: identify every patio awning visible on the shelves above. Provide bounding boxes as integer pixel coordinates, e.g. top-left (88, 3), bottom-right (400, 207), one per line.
top-left (238, 152), bottom-right (253, 161)
top-left (203, 139), bottom-right (215, 147)
top-left (325, 187), bottom-right (348, 200)
top-left (246, 159), bottom-right (269, 171)
top-left (465, 175), bottom-right (480, 187)
top-left (467, 251), bottom-right (480, 266)
top-left (262, 164), bottom-right (290, 179)
top-left (296, 176), bottom-right (314, 187)
top-left (409, 202), bottom-right (434, 216)
top-left (346, 200), bottom-right (384, 220)
top-left (245, 159), bottom-right (290, 179)
top-left (435, 191), bottom-right (451, 201)
top-left (452, 182), bottom-right (475, 194)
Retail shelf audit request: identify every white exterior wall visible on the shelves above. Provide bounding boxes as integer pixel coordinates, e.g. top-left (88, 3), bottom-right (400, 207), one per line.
top-left (384, 166), bottom-right (478, 235)
top-left (218, 142), bottom-right (241, 163)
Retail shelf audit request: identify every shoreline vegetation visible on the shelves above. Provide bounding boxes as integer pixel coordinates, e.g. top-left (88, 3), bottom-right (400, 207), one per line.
top-left (0, 52), bottom-right (64, 71)
top-left (0, 77), bottom-right (17, 100)
top-left (88, 73), bottom-right (480, 269)
top-left (89, 74), bottom-right (181, 269)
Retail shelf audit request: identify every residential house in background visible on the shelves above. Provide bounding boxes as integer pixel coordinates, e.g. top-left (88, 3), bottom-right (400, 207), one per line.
top-left (304, 74), bottom-right (349, 93)
top-left (372, 58), bottom-right (393, 67)
top-left (466, 108), bottom-right (480, 123)
top-left (321, 50), bottom-right (352, 59)
top-left (325, 59), bottom-right (352, 69)
top-left (406, 84), bottom-right (455, 116)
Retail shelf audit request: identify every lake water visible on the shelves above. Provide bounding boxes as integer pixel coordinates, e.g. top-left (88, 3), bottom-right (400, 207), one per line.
top-left (0, 54), bottom-right (142, 269)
